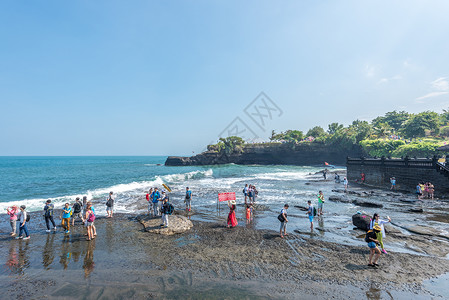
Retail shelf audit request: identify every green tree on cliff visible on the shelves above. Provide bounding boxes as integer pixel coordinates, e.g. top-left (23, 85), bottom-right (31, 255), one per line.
top-left (306, 126), bottom-right (327, 138)
top-left (327, 123), bottom-right (344, 134)
top-left (401, 111), bottom-right (441, 138)
top-left (218, 136), bottom-right (245, 154)
top-left (350, 120), bottom-right (373, 142)
top-left (372, 110), bottom-right (410, 132)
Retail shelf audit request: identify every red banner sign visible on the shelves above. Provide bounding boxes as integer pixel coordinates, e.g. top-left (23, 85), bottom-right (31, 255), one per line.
top-left (218, 192), bottom-right (236, 202)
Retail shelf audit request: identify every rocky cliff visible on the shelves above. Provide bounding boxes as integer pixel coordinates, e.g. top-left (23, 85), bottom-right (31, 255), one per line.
top-left (165, 143), bottom-right (363, 166)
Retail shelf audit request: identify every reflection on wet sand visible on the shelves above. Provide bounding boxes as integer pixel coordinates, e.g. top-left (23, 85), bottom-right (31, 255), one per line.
top-left (59, 234), bottom-right (71, 269)
top-left (4, 239), bottom-right (31, 275)
top-left (42, 233), bottom-right (55, 269)
top-left (83, 239), bottom-right (95, 278)
top-left (5, 241), bottom-right (19, 274)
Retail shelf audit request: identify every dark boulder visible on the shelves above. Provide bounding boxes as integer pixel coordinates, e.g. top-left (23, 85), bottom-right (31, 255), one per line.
top-left (352, 200), bottom-right (383, 208)
top-left (352, 213), bottom-right (371, 231)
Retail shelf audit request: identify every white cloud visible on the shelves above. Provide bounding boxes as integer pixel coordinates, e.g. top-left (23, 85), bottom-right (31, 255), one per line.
top-left (415, 77), bottom-right (449, 102)
top-left (431, 77), bottom-right (449, 91)
top-left (364, 64), bottom-right (377, 78)
top-left (416, 91), bottom-right (449, 101)
top-left (377, 74), bottom-right (402, 84)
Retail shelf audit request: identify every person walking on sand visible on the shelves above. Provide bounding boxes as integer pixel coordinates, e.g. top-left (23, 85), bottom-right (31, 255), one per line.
top-left (279, 204), bottom-right (289, 238)
top-left (369, 213), bottom-right (391, 254)
top-left (185, 187), bottom-right (192, 212)
top-left (16, 205), bottom-right (30, 240)
top-left (227, 200), bottom-right (238, 228)
top-left (6, 205), bottom-right (19, 236)
top-left (106, 191), bottom-right (114, 218)
top-left (146, 188), bottom-right (153, 215)
top-left (306, 200), bottom-right (314, 231)
top-left (343, 177), bottom-right (348, 192)
top-left (366, 225), bottom-right (382, 267)
top-left (85, 203), bottom-right (96, 241)
top-left (72, 197), bottom-right (84, 225)
top-left (390, 177), bottom-right (396, 190)
top-left (60, 203), bottom-right (72, 234)
top-left (317, 191), bottom-right (325, 216)
top-left (44, 200), bottom-right (57, 232)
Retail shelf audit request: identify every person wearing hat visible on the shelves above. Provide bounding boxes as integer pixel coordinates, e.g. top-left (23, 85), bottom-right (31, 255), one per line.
top-left (366, 225), bottom-right (382, 267)
top-left (279, 204), bottom-right (289, 238)
top-left (227, 200), bottom-right (238, 228)
top-left (16, 205), bottom-right (30, 240)
top-left (6, 205), bottom-right (19, 236)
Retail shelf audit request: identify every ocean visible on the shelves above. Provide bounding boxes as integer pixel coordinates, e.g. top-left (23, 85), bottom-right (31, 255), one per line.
top-left (0, 156), bottom-right (329, 214)
top-left (1, 156), bottom-right (448, 255)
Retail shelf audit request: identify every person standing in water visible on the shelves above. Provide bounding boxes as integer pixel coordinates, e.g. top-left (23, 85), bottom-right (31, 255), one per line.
top-left (60, 203), bottom-right (72, 234)
top-left (317, 191), bottom-right (325, 216)
top-left (185, 187), bottom-right (192, 212)
top-left (6, 205), bottom-right (19, 236)
top-left (44, 200), bottom-right (57, 232)
top-left (106, 191), bottom-right (114, 218)
top-left (343, 177), bottom-right (348, 192)
top-left (243, 184), bottom-right (249, 204)
top-left (306, 200), bottom-right (314, 231)
top-left (146, 188), bottom-right (153, 215)
top-left (16, 205), bottom-right (30, 240)
top-left (279, 204), bottom-right (289, 238)
top-left (72, 197), bottom-right (84, 226)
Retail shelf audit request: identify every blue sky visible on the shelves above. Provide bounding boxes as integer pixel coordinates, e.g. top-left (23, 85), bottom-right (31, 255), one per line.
top-left (1, 1), bottom-right (449, 156)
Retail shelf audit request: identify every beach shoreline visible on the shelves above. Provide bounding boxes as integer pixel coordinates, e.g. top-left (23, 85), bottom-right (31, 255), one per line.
top-left (1, 211), bottom-right (448, 299)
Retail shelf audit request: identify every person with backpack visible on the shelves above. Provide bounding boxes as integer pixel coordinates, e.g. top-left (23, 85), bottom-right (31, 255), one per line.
top-left (86, 201), bottom-right (97, 237)
top-left (152, 188), bottom-right (161, 216)
top-left (16, 205), bottom-right (30, 240)
top-left (85, 203), bottom-right (96, 241)
top-left (184, 187), bottom-right (192, 212)
top-left (44, 199), bottom-right (57, 232)
top-left (60, 203), bottom-right (72, 234)
top-left (72, 197), bottom-right (84, 226)
top-left (306, 200), bottom-right (315, 231)
top-left (106, 191), bottom-right (114, 218)
top-left (366, 224), bottom-right (382, 267)
top-left (278, 204), bottom-right (289, 238)
top-left (160, 196), bottom-right (174, 228)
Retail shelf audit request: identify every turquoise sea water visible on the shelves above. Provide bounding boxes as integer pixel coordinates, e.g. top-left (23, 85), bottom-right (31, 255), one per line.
top-left (0, 156), bottom-right (327, 214)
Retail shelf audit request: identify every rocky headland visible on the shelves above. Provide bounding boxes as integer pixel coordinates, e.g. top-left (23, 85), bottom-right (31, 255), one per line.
top-left (165, 143), bottom-right (363, 166)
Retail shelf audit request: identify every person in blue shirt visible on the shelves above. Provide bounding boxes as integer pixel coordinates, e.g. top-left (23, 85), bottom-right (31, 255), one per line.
top-left (152, 188), bottom-right (161, 216)
top-left (185, 187), bottom-right (192, 212)
top-left (60, 203), bottom-right (72, 233)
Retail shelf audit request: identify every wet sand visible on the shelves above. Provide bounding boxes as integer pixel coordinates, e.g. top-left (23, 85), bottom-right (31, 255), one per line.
top-left (1, 212), bottom-right (448, 299)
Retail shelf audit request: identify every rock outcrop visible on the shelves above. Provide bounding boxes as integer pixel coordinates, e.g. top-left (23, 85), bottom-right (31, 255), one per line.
top-left (165, 143), bottom-right (363, 166)
top-left (139, 215), bottom-right (193, 235)
top-left (352, 213), bottom-right (371, 231)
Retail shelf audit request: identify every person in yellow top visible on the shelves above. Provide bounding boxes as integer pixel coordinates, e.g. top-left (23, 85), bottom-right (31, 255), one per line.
top-left (317, 191), bottom-right (325, 216)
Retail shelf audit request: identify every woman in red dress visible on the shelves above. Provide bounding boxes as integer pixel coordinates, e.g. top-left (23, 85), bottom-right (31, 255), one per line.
top-left (227, 200), bottom-right (238, 228)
